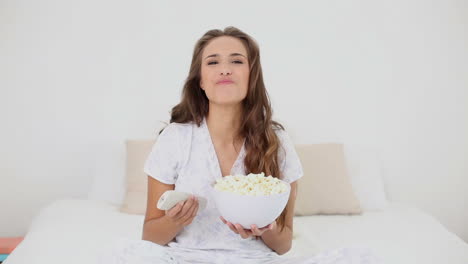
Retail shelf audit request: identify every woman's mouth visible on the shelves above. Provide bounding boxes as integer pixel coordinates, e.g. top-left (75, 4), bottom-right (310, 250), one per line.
top-left (217, 80), bottom-right (234, 85)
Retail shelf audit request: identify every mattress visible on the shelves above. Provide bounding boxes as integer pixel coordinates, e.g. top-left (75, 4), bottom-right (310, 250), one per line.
top-left (5, 199), bottom-right (468, 264)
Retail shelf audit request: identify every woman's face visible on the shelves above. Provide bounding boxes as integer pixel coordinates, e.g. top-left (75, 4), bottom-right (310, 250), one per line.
top-left (200, 36), bottom-right (250, 106)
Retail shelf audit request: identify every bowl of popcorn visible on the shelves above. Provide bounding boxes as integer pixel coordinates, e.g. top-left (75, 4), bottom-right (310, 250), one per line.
top-left (212, 172), bottom-right (291, 229)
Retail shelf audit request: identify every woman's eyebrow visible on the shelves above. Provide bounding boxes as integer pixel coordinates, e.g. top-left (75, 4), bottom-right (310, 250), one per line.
top-left (204, 53), bottom-right (247, 60)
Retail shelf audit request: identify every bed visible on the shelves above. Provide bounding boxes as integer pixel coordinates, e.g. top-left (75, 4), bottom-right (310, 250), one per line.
top-left (4, 141), bottom-right (468, 263)
top-left (4, 198), bottom-right (468, 263)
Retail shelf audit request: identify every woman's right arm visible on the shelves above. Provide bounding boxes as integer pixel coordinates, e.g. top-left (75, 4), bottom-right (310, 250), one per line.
top-left (142, 176), bottom-right (199, 246)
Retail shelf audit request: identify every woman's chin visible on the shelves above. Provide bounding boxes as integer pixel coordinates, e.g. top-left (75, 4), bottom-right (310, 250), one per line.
top-left (210, 98), bottom-right (244, 107)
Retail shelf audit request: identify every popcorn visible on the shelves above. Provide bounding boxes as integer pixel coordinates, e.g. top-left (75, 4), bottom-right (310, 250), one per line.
top-left (214, 172), bottom-right (288, 196)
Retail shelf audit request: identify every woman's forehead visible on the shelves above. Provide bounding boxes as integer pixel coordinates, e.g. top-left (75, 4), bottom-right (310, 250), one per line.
top-left (203, 36), bottom-right (248, 58)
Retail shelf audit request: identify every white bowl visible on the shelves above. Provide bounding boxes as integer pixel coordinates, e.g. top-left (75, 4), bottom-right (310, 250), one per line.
top-left (212, 181), bottom-right (291, 229)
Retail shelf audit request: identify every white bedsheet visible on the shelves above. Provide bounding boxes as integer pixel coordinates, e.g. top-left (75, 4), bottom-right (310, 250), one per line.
top-left (5, 199), bottom-right (468, 264)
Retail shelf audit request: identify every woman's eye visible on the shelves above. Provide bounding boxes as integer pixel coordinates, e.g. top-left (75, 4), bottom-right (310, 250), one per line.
top-left (207, 60), bottom-right (243, 65)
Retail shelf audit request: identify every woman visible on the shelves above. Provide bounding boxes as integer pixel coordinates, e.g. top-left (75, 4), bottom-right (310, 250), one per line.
top-left (141, 26), bottom-right (304, 262)
top-left (142, 26), bottom-right (302, 256)
top-left (99, 27), bottom-right (381, 264)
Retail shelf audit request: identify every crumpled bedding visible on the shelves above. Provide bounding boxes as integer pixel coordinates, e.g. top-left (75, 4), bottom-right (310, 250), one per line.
top-left (98, 238), bottom-right (383, 264)
top-left (5, 199), bottom-right (468, 264)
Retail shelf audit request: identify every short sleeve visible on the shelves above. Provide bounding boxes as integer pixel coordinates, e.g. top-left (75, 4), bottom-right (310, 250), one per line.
top-left (143, 124), bottom-right (181, 185)
top-left (276, 129), bottom-right (304, 184)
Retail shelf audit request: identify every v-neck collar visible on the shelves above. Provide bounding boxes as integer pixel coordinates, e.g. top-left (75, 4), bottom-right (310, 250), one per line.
top-left (201, 117), bottom-right (245, 180)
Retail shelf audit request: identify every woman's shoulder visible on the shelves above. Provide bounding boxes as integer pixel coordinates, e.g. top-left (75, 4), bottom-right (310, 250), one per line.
top-left (272, 125), bottom-right (296, 152)
top-left (159, 121), bottom-right (194, 139)
top-left (166, 121), bottom-right (193, 129)
top-left (272, 124), bottom-right (288, 140)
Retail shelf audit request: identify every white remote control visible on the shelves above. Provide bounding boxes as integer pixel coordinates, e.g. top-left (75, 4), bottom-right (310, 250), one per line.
top-left (157, 190), bottom-right (207, 212)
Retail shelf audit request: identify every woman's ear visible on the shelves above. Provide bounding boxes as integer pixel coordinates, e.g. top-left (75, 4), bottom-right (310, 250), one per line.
top-left (199, 80), bottom-right (204, 90)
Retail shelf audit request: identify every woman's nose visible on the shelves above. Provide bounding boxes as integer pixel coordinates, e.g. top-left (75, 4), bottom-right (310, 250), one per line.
top-left (220, 67), bottom-right (232, 75)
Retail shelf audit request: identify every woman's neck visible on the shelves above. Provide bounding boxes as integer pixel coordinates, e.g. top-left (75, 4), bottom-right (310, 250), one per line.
top-left (206, 103), bottom-right (242, 145)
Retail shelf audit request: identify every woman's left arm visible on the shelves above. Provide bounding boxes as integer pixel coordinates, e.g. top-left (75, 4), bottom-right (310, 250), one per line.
top-left (260, 181), bottom-right (297, 255)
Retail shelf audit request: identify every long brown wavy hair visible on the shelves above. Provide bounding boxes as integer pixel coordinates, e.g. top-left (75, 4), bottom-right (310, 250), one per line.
top-left (166, 26), bottom-right (288, 232)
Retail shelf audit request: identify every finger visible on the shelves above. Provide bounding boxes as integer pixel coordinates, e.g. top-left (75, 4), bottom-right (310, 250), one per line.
top-left (183, 208), bottom-right (197, 226)
top-left (188, 199), bottom-right (199, 218)
top-left (181, 199), bottom-right (198, 222)
top-left (226, 222), bottom-right (239, 234)
top-left (259, 222), bottom-right (275, 232)
top-left (181, 198), bottom-right (199, 225)
top-left (177, 195), bottom-right (195, 218)
top-left (256, 226), bottom-right (270, 236)
top-left (220, 217), bottom-right (238, 233)
top-left (226, 222), bottom-right (238, 233)
top-left (220, 216), bottom-right (227, 224)
top-left (166, 201), bottom-right (184, 217)
top-left (174, 204), bottom-right (189, 221)
top-left (191, 200), bottom-right (199, 217)
top-left (269, 221), bottom-right (277, 230)
top-left (250, 224), bottom-right (262, 236)
top-left (235, 224), bottom-right (250, 239)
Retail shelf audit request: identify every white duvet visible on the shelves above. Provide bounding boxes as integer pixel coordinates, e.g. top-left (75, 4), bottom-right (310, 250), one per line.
top-left (5, 199), bottom-right (468, 264)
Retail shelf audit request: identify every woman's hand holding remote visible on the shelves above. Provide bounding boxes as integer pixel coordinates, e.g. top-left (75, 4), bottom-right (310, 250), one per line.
top-left (165, 195), bottom-right (199, 227)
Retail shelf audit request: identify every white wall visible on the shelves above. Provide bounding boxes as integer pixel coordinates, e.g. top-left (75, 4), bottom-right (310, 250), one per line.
top-left (1, 0), bottom-right (467, 242)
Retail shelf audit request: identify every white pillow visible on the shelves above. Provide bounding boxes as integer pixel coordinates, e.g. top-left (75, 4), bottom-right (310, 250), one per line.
top-left (344, 144), bottom-right (388, 211)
